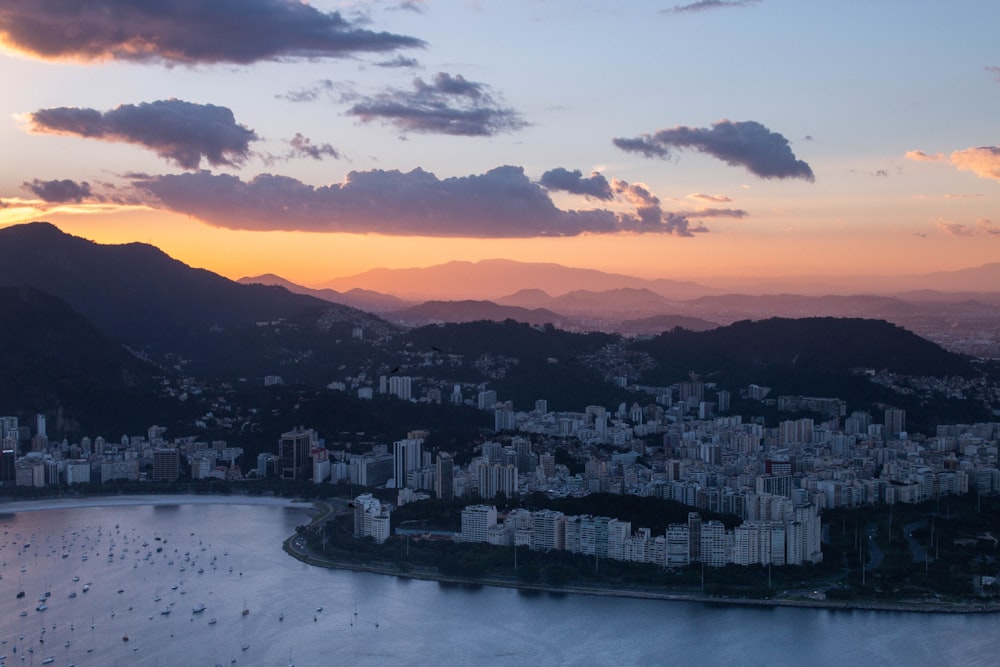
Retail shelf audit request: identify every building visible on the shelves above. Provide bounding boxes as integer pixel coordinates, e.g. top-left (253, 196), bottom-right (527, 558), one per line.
top-left (152, 447), bottom-right (180, 482)
top-left (353, 493), bottom-right (391, 544)
top-left (435, 452), bottom-right (454, 500)
top-left (479, 463), bottom-right (517, 500)
top-left (461, 505), bottom-right (497, 543)
top-left (279, 428), bottom-right (319, 480)
top-left (393, 438), bottom-right (423, 489)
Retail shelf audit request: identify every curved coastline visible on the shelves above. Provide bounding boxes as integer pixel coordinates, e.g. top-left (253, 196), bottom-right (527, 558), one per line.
top-left (284, 501), bottom-right (1000, 616)
top-left (3, 494), bottom-right (996, 615)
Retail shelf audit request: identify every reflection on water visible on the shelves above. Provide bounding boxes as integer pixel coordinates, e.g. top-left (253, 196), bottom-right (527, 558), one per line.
top-left (0, 498), bottom-right (998, 667)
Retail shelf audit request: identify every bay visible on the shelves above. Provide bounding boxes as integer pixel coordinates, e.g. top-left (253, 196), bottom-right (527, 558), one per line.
top-left (0, 497), bottom-right (997, 666)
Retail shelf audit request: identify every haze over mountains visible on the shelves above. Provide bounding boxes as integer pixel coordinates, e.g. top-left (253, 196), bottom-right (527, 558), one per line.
top-left (240, 255), bottom-right (1000, 359)
top-left (309, 257), bottom-right (1000, 302)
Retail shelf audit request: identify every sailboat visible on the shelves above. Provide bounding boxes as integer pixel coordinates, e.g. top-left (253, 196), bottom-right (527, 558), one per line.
top-left (241, 598), bottom-right (249, 616)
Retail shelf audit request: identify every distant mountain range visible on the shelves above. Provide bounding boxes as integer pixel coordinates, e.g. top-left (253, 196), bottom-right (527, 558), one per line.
top-left (316, 258), bottom-right (716, 301)
top-left (313, 257), bottom-right (1000, 300)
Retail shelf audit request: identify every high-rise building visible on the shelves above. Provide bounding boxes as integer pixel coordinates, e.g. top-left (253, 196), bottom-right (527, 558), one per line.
top-left (478, 463), bottom-right (517, 500)
top-left (884, 408), bottom-right (906, 439)
top-left (279, 428), bottom-right (318, 480)
top-left (389, 375), bottom-right (412, 401)
top-left (393, 438), bottom-right (423, 489)
top-left (353, 493), bottom-right (390, 544)
top-left (152, 448), bottom-right (180, 482)
top-left (435, 452), bottom-right (454, 500)
top-left (460, 505), bottom-right (497, 543)
top-left (687, 512), bottom-right (702, 563)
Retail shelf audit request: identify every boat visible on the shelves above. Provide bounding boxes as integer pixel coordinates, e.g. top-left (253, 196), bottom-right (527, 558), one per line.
top-left (16, 591), bottom-right (25, 598)
top-left (192, 604), bottom-right (206, 614)
top-left (241, 643), bottom-right (250, 651)
top-left (241, 598), bottom-right (249, 616)
top-left (41, 657), bottom-right (54, 664)
top-left (208, 618), bottom-right (217, 625)
top-left (161, 608), bottom-right (171, 615)
top-left (278, 612), bottom-right (284, 622)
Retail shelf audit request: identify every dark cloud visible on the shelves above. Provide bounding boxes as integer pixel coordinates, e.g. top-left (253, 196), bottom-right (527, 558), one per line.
top-left (27, 99), bottom-right (258, 170)
top-left (374, 55), bottom-right (420, 68)
top-left (21, 178), bottom-right (93, 203)
top-left (613, 119), bottom-right (814, 181)
top-left (660, 0), bottom-right (760, 14)
top-left (662, 0), bottom-right (761, 15)
top-left (539, 168), bottom-right (613, 200)
top-left (347, 72), bottom-right (527, 136)
top-left (286, 133), bottom-right (340, 161)
top-left (987, 66), bottom-right (1000, 82)
top-left (134, 166), bottom-right (706, 238)
top-left (0, 0), bottom-right (424, 65)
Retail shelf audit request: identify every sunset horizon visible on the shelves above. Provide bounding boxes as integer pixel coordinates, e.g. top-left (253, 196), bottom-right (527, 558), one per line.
top-left (2, 1), bottom-right (997, 289)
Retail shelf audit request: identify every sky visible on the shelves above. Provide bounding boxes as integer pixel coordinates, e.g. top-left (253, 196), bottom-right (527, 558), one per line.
top-left (1, 0), bottom-right (998, 287)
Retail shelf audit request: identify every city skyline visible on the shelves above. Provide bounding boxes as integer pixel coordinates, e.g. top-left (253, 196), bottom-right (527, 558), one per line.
top-left (1, 0), bottom-right (998, 286)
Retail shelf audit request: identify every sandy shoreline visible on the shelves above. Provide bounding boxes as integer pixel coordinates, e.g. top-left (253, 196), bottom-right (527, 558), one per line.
top-left (0, 493), bottom-right (308, 514)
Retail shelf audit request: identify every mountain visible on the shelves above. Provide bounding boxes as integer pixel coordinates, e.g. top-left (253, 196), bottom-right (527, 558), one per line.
top-left (0, 223), bottom-right (383, 349)
top-left (317, 258), bottom-right (715, 301)
top-left (634, 317), bottom-right (975, 384)
top-left (387, 300), bottom-right (566, 327)
top-left (238, 273), bottom-right (410, 312)
top-left (0, 286), bottom-right (162, 432)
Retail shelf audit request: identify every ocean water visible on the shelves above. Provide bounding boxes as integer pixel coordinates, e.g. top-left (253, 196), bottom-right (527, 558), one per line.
top-left (0, 497), bottom-right (997, 667)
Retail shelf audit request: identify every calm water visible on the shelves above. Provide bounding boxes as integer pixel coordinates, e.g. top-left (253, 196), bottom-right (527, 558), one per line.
top-left (0, 497), bottom-right (997, 667)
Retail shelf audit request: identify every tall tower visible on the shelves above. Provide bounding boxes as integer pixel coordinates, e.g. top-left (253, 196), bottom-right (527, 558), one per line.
top-left (435, 452), bottom-right (454, 500)
top-left (884, 408), bottom-right (906, 439)
top-left (393, 438), bottom-right (423, 489)
top-left (279, 427), bottom-right (317, 479)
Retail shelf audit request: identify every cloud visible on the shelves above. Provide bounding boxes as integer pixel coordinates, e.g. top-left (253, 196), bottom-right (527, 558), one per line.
top-left (948, 147), bottom-right (1000, 182)
top-left (346, 72), bottom-right (527, 136)
top-left (611, 178), bottom-right (707, 237)
top-left (133, 165), bottom-right (708, 238)
top-left (908, 146), bottom-right (1000, 183)
top-left (905, 150), bottom-right (944, 162)
top-left (937, 218), bottom-right (999, 237)
top-left (662, 0), bottom-right (761, 15)
top-left (613, 119), bottom-right (814, 181)
top-left (374, 55), bottom-right (420, 68)
top-left (539, 168), bottom-right (613, 200)
top-left (26, 99), bottom-right (258, 170)
top-left (678, 207), bottom-right (747, 218)
top-left (687, 192), bottom-right (732, 203)
top-left (937, 220), bottom-right (974, 237)
top-left (277, 80), bottom-right (337, 104)
top-left (987, 66), bottom-right (1000, 82)
top-left (0, 0), bottom-right (424, 65)
top-left (21, 178), bottom-right (93, 203)
top-left (285, 133), bottom-right (340, 161)
top-left (943, 193), bottom-right (983, 199)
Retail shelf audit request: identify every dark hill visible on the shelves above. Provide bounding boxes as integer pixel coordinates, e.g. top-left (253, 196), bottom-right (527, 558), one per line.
top-left (0, 222), bottom-right (372, 347)
top-left (633, 317), bottom-right (974, 382)
top-left (0, 286), bottom-right (164, 433)
top-left (394, 320), bottom-right (628, 411)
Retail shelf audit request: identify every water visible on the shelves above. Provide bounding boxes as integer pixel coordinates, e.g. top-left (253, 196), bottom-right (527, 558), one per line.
top-left (1, 496), bottom-right (998, 666)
